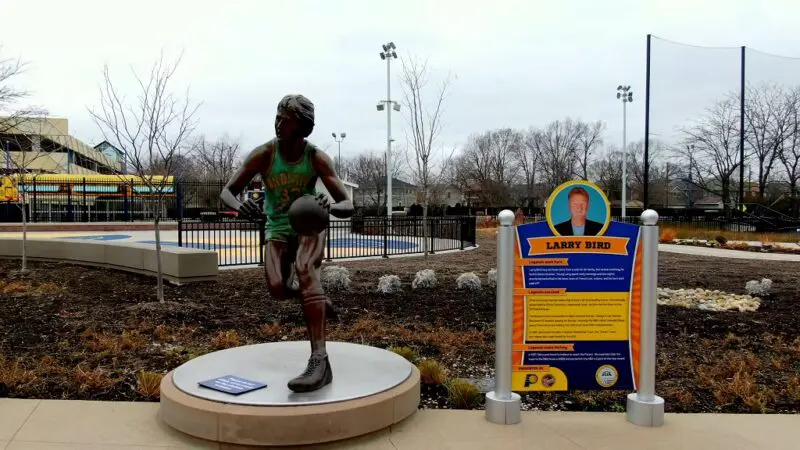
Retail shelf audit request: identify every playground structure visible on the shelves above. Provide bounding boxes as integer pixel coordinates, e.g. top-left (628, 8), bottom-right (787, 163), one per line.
top-left (0, 174), bottom-right (176, 222)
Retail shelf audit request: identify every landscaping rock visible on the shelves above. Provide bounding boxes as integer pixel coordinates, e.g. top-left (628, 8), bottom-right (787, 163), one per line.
top-left (657, 287), bottom-right (761, 312)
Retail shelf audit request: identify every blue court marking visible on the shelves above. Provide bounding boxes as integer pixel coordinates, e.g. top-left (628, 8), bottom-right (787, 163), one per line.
top-left (135, 240), bottom-right (243, 250)
top-left (328, 237), bottom-right (417, 250)
top-left (62, 234), bottom-right (131, 241)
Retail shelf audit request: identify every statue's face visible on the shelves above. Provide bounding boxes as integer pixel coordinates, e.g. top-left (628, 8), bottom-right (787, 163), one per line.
top-left (275, 109), bottom-right (301, 140)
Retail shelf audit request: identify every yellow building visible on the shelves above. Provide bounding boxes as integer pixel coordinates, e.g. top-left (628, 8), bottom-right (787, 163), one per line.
top-left (1, 116), bottom-right (124, 175)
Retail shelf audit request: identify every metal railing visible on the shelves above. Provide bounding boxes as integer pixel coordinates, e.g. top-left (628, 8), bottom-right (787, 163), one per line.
top-left (177, 215), bottom-right (478, 266)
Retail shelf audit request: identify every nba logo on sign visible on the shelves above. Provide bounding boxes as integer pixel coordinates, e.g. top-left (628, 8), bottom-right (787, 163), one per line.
top-left (595, 365), bottom-right (618, 388)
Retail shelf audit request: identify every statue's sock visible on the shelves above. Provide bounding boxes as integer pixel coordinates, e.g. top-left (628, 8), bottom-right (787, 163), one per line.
top-left (303, 295), bottom-right (328, 357)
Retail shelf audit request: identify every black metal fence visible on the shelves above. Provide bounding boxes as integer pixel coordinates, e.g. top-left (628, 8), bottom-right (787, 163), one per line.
top-left (178, 215), bottom-right (478, 267)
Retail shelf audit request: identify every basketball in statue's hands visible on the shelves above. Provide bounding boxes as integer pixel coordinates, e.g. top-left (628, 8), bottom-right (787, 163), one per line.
top-left (288, 193), bottom-right (330, 236)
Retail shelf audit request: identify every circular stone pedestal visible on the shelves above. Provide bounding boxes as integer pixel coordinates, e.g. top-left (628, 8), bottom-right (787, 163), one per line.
top-left (159, 341), bottom-right (420, 447)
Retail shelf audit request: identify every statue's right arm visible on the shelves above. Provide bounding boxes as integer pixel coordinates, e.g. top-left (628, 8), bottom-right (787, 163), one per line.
top-left (219, 143), bottom-right (268, 212)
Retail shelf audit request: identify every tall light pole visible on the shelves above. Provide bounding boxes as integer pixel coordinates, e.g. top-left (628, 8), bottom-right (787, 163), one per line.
top-left (377, 41), bottom-right (398, 219)
top-left (331, 132), bottom-right (346, 176)
top-left (617, 85), bottom-right (633, 218)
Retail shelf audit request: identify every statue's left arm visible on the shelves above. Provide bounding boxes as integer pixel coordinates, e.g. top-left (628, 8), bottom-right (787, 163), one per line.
top-left (312, 147), bottom-right (354, 219)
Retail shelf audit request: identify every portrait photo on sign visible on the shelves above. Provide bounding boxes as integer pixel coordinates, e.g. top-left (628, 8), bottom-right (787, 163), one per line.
top-left (546, 181), bottom-right (610, 237)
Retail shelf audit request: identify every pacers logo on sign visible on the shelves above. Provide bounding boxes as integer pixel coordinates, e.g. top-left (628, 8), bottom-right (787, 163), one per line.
top-left (595, 365), bottom-right (618, 388)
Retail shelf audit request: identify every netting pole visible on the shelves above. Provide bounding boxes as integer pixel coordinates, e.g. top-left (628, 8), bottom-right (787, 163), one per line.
top-left (643, 34), bottom-right (651, 209)
top-left (739, 45), bottom-right (746, 211)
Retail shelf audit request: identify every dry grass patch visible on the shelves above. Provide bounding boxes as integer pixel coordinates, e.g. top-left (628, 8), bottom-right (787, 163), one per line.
top-left (327, 316), bottom-right (490, 359)
top-left (153, 324), bottom-right (173, 341)
top-left (210, 330), bottom-right (241, 350)
top-left (72, 365), bottom-right (119, 393)
top-left (389, 346), bottom-right (420, 364)
top-left (698, 351), bottom-right (774, 413)
top-left (136, 371), bottom-right (163, 399)
top-left (418, 359), bottom-right (448, 385)
top-left (659, 228), bottom-right (677, 243)
top-left (445, 378), bottom-right (481, 409)
top-left (0, 356), bottom-right (35, 387)
top-left (0, 280), bottom-right (65, 295)
top-left (258, 322), bottom-right (282, 339)
top-left (787, 376), bottom-right (800, 401)
top-left (81, 330), bottom-right (147, 354)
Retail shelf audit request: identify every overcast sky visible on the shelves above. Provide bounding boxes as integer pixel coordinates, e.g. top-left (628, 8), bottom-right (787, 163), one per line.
top-left (3, 0), bottom-right (800, 174)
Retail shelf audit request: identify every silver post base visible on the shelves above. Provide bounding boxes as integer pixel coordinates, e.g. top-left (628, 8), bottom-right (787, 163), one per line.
top-left (625, 393), bottom-right (665, 427)
top-left (484, 391), bottom-right (521, 425)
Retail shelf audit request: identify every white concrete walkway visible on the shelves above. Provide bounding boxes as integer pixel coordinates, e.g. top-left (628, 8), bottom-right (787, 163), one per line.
top-left (659, 243), bottom-right (800, 261)
top-left (0, 399), bottom-right (797, 449)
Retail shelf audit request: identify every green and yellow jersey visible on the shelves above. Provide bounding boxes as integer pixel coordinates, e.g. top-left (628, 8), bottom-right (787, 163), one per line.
top-left (262, 140), bottom-right (317, 240)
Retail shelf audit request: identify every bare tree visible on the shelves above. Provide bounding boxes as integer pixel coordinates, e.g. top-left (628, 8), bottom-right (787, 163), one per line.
top-left (89, 51), bottom-right (200, 302)
top-left (537, 118), bottom-right (583, 192)
top-left (0, 47), bottom-right (45, 134)
top-left (191, 133), bottom-right (242, 181)
top-left (627, 138), bottom-right (668, 203)
top-left (590, 145), bottom-right (624, 201)
top-left (0, 48), bottom-right (49, 272)
top-left (347, 152), bottom-right (403, 211)
top-left (458, 129), bottom-right (522, 207)
top-left (398, 54), bottom-right (454, 255)
top-left (443, 152), bottom-right (473, 205)
top-left (576, 120), bottom-right (606, 180)
top-left (744, 83), bottom-right (794, 201)
top-left (679, 95), bottom-right (741, 216)
top-left (1, 122), bottom-right (57, 272)
top-left (515, 127), bottom-right (541, 208)
top-left (780, 87), bottom-right (800, 217)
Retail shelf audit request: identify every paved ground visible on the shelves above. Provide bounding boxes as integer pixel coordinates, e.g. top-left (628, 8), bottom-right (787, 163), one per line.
top-left (0, 399), bottom-right (796, 449)
top-left (659, 243), bottom-right (800, 261)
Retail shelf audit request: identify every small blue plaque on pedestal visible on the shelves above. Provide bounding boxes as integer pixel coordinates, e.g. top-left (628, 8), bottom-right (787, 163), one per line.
top-left (198, 375), bottom-right (267, 395)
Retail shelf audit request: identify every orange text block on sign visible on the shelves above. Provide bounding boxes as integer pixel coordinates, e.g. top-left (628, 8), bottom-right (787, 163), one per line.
top-left (514, 288), bottom-right (566, 295)
top-left (513, 344), bottom-right (575, 352)
top-left (515, 258), bottom-right (569, 266)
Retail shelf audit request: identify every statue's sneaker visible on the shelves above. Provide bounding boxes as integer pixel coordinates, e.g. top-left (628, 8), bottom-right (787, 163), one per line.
top-left (287, 353), bottom-right (333, 393)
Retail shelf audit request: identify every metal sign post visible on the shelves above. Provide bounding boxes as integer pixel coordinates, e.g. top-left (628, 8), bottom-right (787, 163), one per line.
top-left (485, 210), bottom-right (521, 425)
top-left (626, 209), bottom-right (665, 427)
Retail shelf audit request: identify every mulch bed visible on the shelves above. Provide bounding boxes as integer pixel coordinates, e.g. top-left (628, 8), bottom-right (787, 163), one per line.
top-left (1, 233), bottom-right (799, 413)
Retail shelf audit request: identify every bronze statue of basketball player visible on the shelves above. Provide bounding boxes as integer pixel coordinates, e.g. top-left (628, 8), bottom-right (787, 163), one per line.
top-left (220, 94), bottom-right (354, 393)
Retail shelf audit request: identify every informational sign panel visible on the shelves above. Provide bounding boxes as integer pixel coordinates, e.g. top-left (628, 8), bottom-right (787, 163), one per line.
top-left (198, 375), bottom-right (267, 395)
top-left (511, 180), bottom-right (642, 392)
